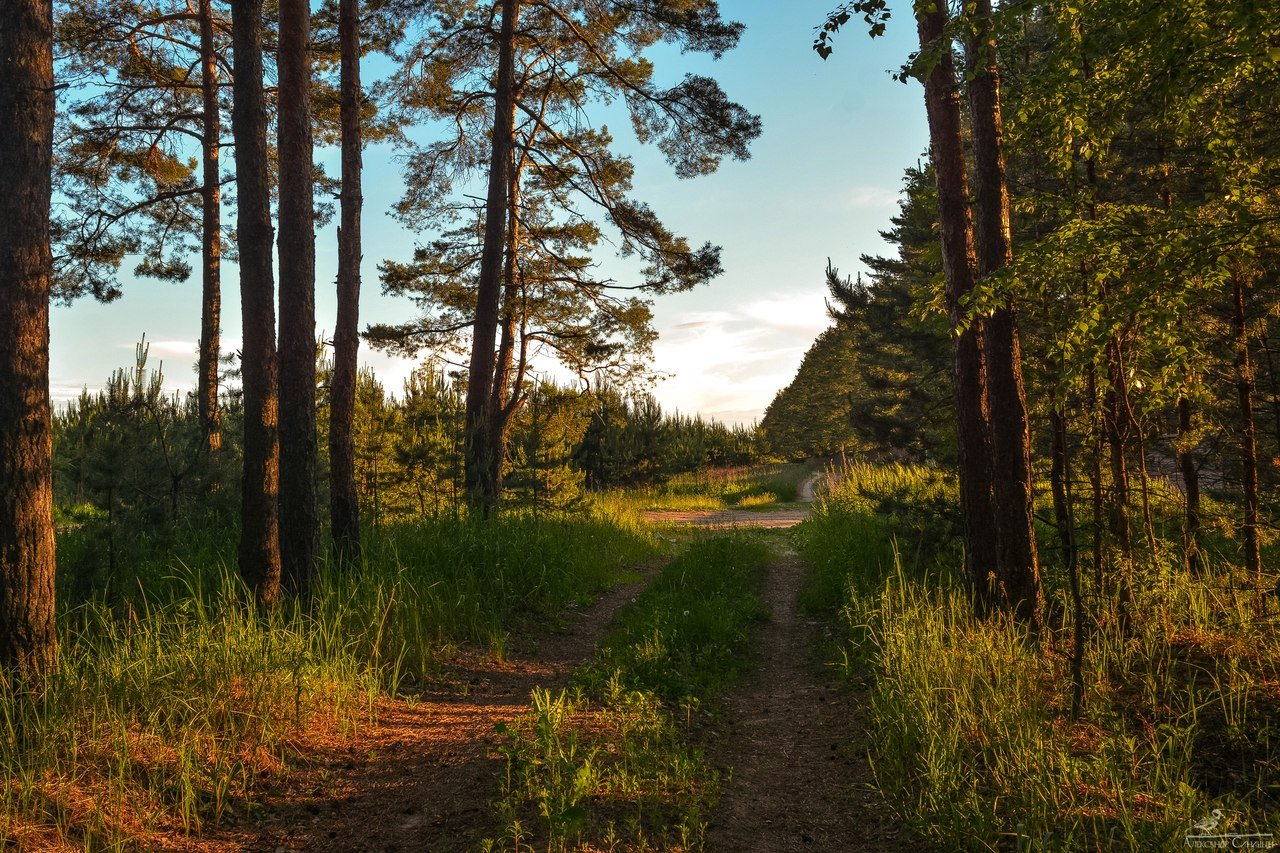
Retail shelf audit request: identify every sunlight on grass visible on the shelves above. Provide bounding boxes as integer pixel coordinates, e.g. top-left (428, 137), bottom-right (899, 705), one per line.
top-left (798, 463), bottom-right (1280, 850)
top-left (591, 464), bottom-right (812, 520)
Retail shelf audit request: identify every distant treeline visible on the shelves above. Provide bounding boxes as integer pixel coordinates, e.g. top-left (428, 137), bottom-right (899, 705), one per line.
top-left (53, 343), bottom-right (765, 541)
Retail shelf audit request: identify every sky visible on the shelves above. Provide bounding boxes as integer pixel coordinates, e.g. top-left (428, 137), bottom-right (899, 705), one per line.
top-left (50, 0), bottom-right (930, 427)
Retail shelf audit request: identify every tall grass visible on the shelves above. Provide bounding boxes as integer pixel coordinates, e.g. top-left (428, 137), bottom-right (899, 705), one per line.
top-left (799, 463), bottom-right (1280, 850)
top-left (3, 513), bottom-right (656, 849)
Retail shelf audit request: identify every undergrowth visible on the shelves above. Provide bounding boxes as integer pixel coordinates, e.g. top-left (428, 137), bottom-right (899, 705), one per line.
top-left (2, 512), bottom-right (656, 850)
top-left (797, 462), bottom-right (1280, 850)
top-left (486, 534), bottom-right (772, 852)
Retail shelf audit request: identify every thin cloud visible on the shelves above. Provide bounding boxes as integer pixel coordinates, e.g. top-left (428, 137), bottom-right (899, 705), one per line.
top-left (652, 291), bottom-right (832, 426)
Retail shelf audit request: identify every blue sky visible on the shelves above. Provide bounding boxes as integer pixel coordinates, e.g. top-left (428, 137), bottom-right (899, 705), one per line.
top-left (50, 0), bottom-right (929, 426)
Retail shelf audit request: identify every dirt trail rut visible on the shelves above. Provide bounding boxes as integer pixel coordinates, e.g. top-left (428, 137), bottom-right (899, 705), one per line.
top-left (196, 567), bottom-right (661, 853)
top-left (704, 546), bottom-right (913, 852)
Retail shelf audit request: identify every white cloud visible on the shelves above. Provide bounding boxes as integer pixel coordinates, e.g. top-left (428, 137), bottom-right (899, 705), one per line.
top-left (650, 290), bottom-right (832, 426)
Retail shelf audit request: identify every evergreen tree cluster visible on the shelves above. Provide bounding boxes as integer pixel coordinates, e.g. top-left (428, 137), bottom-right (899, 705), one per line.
top-left (762, 167), bottom-right (952, 463)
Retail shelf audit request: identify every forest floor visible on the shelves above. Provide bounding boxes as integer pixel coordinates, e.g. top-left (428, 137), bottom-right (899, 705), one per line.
top-left (178, 472), bottom-right (911, 852)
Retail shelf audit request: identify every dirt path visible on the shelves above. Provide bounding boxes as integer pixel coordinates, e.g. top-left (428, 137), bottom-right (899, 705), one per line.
top-left (642, 472), bottom-right (824, 529)
top-left (705, 545), bottom-right (915, 852)
top-left (191, 566), bottom-right (661, 853)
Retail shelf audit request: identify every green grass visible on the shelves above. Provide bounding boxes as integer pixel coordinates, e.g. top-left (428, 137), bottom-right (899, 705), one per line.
top-left (797, 462), bottom-right (1280, 850)
top-left (3, 512), bottom-right (656, 849)
top-left (486, 534), bottom-right (773, 852)
top-left (592, 464), bottom-right (812, 519)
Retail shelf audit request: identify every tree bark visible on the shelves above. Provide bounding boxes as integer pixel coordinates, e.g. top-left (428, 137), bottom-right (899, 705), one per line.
top-left (916, 0), bottom-right (998, 610)
top-left (1050, 405), bottom-right (1085, 717)
top-left (198, 0), bottom-right (222, 454)
top-left (1105, 336), bottom-right (1134, 622)
top-left (965, 0), bottom-right (1043, 625)
top-left (0, 0), bottom-right (58, 676)
top-left (1177, 396), bottom-right (1201, 574)
top-left (231, 0), bottom-right (281, 601)
top-left (1232, 273), bottom-right (1262, 586)
top-left (329, 0), bottom-right (362, 566)
top-left (277, 0), bottom-right (317, 588)
top-left (463, 0), bottom-right (520, 518)
top-left (1049, 406), bottom-right (1078, 573)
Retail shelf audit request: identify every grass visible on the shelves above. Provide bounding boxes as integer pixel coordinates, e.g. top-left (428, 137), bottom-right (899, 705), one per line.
top-left (592, 464), bottom-right (812, 520)
top-left (486, 534), bottom-right (773, 852)
top-left (797, 462), bottom-right (1280, 850)
top-left (3, 511), bottom-right (657, 850)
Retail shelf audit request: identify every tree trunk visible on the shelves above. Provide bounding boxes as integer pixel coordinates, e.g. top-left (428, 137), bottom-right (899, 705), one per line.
top-left (329, 0), bottom-right (362, 567)
top-left (277, 0), bottom-right (317, 589)
top-left (916, 0), bottom-right (998, 610)
top-left (966, 0), bottom-right (1042, 625)
top-left (1087, 367), bottom-right (1104, 592)
top-left (463, 0), bottom-right (520, 518)
top-left (486, 158), bottom-right (531, 503)
top-left (1049, 406), bottom-right (1078, 573)
top-left (0, 0), bottom-right (58, 677)
top-left (1177, 396), bottom-right (1201, 574)
top-left (197, 0), bottom-right (222, 454)
top-left (1105, 336), bottom-right (1134, 622)
top-left (1050, 405), bottom-right (1085, 717)
top-left (230, 0), bottom-right (281, 601)
top-left (1232, 273), bottom-right (1262, 586)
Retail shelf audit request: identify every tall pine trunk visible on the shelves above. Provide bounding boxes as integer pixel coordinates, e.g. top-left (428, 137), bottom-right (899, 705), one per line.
top-left (916, 0), bottom-right (998, 608)
top-left (486, 158), bottom-right (531, 502)
top-left (1050, 405), bottom-right (1085, 717)
top-left (231, 0), bottom-right (281, 601)
top-left (198, 0), bottom-right (222, 454)
top-left (1105, 336), bottom-right (1134, 622)
top-left (966, 0), bottom-right (1042, 624)
top-left (1231, 273), bottom-right (1262, 588)
top-left (1177, 396), bottom-right (1201, 574)
top-left (277, 0), bottom-right (317, 588)
top-left (0, 0), bottom-right (58, 676)
top-left (330, 0), bottom-right (363, 566)
top-left (463, 0), bottom-right (520, 518)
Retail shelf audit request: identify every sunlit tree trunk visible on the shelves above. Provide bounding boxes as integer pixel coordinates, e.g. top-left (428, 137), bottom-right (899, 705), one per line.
top-left (487, 185), bottom-right (521, 504)
top-left (278, 0), bottom-right (317, 588)
top-left (330, 0), bottom-right (363, 566)
top-left (966, 0), bottom-right (1043, 624)
top-left (916, 0), bottom-right (998, 609)
top-left (231, 0), bottom-right (282, 601)
top-left (0, 0), bottom-right (58, 676)
top-left (198, 0), bottom-right (222, 454)
top-left (463, 0), bottom-right (520, 518)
